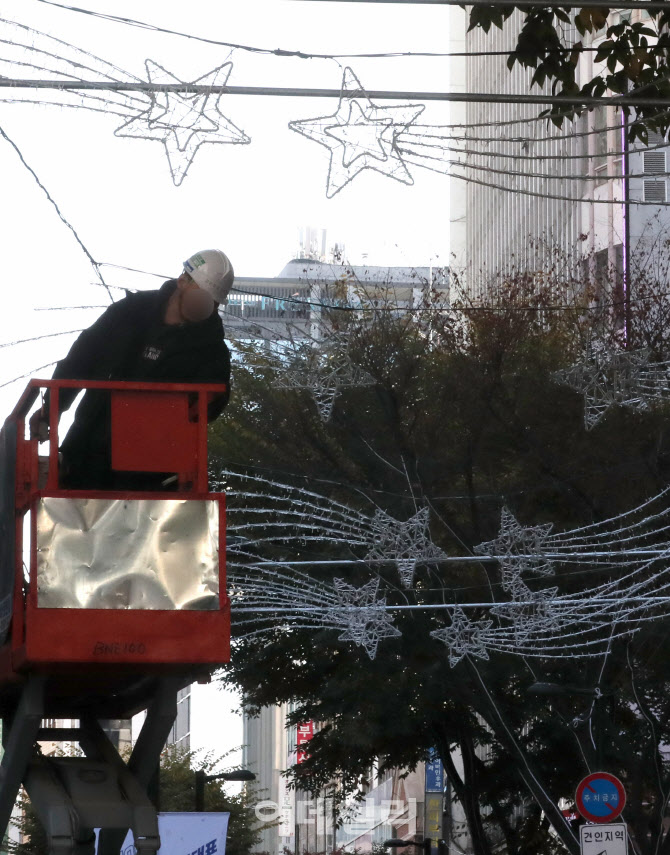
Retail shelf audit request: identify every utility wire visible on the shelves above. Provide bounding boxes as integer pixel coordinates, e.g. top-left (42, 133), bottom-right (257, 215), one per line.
top-left (4, 18), bottom-right (670, 138)
top-left (28, 0), bottom-right (665, 56)
top-left (34, 305), bottom-right (107, 311)
top-left (0, 123), bottom-right (112, 300)
top-left (6, 68), bottom-right (669, 145)
top-left (409, 154), bottom-right (670, 206)
top-left (96, 261), bottom-right (670, 316)
top-left (0, 361), bottom-right (57, 389)
top-left (412, 113), bottom-right (670, 144)
top-left (0, 329), bottom-right (83, 349)
top-left (401, 145), bottom-right (670, 181)
top-left (417, 106), bottom-right (670, 136)
top-left (406, 137), bottom-right (669, 162)
top-left (6, 78), bottom-right (670, 107)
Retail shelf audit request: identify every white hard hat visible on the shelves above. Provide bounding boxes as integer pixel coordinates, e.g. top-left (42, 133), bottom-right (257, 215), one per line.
top-left (183, 249), bottom-right (234, 303)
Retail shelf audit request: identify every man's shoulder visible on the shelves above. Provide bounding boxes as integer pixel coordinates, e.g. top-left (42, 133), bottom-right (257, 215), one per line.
top-left (105, 281), bottom-right (174, 318)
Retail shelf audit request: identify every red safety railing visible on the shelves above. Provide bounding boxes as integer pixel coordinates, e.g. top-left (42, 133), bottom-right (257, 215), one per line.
top-left (1, 379), bottom-right (230, 676)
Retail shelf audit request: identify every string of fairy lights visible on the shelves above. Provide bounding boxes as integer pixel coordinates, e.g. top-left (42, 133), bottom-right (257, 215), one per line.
top-left (218, 337), bottom-right (670, 666)
top-left (222, 468), bottom-right (670, 663)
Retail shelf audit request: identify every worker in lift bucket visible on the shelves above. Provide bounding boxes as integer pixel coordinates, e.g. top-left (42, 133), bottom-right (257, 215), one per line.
top-left (29, 249), bottom-right (233, 490)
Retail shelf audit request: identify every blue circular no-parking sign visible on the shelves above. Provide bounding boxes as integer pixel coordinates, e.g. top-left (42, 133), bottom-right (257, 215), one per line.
top-left (576, 772), bottom-right (626, 823)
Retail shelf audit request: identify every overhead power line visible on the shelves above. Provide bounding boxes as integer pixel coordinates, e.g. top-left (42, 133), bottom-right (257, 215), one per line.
top-left (415, 137), bottom-right (669, 161)
top-left (4, 78), bottom-right (670, 107)
top-left (8, 30), bottom-right (664, 140)
top-left (27, 0), bottom-right (661, 61)
top-left (0, 123), bottom-right (111, 299)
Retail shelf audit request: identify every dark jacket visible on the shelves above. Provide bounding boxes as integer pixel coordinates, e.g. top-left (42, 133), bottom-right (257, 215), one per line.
top-left (50, 280), bottom-right (230, 487)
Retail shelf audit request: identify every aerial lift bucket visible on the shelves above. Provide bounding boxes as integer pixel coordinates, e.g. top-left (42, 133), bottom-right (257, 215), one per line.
top-left (0, 379), bottom-right (232, 855)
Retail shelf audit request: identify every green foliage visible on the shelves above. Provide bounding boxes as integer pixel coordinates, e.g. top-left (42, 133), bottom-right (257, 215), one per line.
top-left (159, 747), bottom-right (263, 855)
top-left (213, 266), bottom-right (670, 855)
top-left (9, 748), bottom-right (263, 855)
top-left (9, 792), bottom-right (46, 855)
top-left (470, 4), bottom-right (670, 140)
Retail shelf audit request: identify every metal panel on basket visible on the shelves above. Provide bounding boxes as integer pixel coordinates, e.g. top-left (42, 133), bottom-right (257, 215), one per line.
top-left (36, 497), bottom-right (219, 610)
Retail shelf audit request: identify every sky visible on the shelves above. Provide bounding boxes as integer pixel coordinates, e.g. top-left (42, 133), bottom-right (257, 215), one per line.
top-left (0, 0), bottom-right (452, 765)
top-left (0, 0), bottom-right (453, 415)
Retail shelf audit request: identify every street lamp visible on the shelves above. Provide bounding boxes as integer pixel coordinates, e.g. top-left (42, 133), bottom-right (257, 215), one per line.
top-left (195, 768), bottom-right (256, 811)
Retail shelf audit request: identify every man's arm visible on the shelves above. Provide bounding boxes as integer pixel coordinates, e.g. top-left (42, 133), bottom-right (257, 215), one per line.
top-left (51, 298), bottom-right (131, 406)
top-left (187, 342), bottom-right (231, 422)
top-left (207, 341), bottom-right (231, 421)
top-left (30, 297), bottom-right (132, 438)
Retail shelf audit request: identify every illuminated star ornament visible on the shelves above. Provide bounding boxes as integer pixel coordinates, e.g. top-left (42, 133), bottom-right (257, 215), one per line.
top-left (289, 67), bottom-right (424, 198)
top-left (115, 60), bottom-right (250, 185)
top-left (491, 588), bottom-right (561, 644)
top-left (332, 578), bottom-right (401, 659)
top-left (553, 347), bottom-right (653, 429)
top-left (431, 607), bottom-right (492, 667)
top-left (475, 507), bottom-right (554, 590)
top-left (366, 507), bottom-right (447, 588)
top-left (276, 341), bottom-right (375, 421)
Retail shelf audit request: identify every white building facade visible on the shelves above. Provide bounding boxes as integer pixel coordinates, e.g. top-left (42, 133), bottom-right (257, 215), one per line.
top-left (450, 8), bottom-right (670, 301)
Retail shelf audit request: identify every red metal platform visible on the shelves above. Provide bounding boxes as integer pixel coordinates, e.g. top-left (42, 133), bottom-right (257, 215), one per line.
top-left (0, 379), bottom-right (230, 709)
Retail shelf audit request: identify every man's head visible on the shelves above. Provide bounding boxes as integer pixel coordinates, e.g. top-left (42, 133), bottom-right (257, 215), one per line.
top-left (183, 249), bottom-right (234, 303)
top-left (175, 249), bottom-right (235, 323)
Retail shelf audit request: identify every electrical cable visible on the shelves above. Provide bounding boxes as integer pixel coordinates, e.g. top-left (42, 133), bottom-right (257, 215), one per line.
top-left (0, 361), bottom-right (57, 389)
top-left (0, 329), bottom-right (83, 350)
top-left (0, 123), bottom-right (112, 299)
top-left (445, 118), bottom-right (668, 144)
top-left (404, 131), bottom-right (670, 161)
top-left (96, 259), bottom-right (670, 317)
top-left (415, 104), bottom-right (670, 133)
top-left (408, 153), bottom-right (670, 206)
top-left (6, 14), bottom-right (666, 146)
top-left (27, 0), bottom-right (663, 58)
top-left (401, 144), bottom-right (670, 181)
top-left (5, 13), bottom-right (670, 154)
top-left (34, 304), bottom-right (111, 311)
top-left (8, 77), bottom-right (670, 107)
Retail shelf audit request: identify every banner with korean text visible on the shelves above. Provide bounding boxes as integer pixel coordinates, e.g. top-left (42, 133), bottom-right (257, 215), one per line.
top-left (111, 812), bottom-right (229, 855)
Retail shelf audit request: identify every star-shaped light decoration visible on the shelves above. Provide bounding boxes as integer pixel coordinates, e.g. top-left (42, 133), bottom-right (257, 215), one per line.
top-left (366, 507), bottom-right (447, 588)
top-left (501, 571), bottom-right (537, 602)
top-left (475, 507), bottom-right (554, 591)
top-left (276, 342), bottom-right (375, 421)
top-left (430, 607), bottom-right (492, 667)
top-left (289, 67), bottom-right (424, 198)
top-left (491, 587), bottom-right (561, 645)
top-left (331, 577), bottom-right (401, 659)
top-left (115, 60), bottom-right (250, 185)
top-left (553, 347), bottom-right (652, 429)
